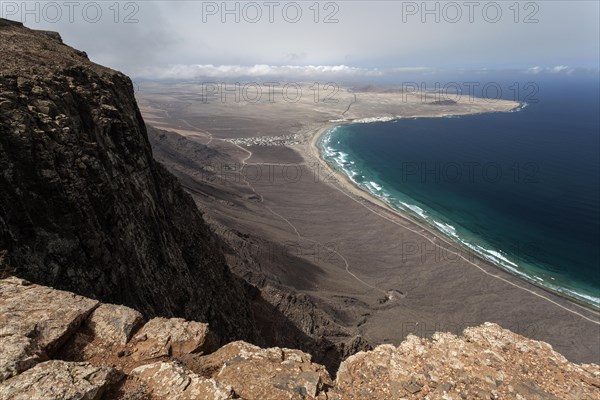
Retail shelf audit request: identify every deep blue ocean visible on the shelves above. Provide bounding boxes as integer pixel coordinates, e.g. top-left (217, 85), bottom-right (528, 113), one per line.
top-left (321, 76), bottom-right (600, 307)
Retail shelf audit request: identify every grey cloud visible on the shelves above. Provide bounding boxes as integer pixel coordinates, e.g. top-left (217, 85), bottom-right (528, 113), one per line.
top-left (3, 1), bottom-right (598, 77)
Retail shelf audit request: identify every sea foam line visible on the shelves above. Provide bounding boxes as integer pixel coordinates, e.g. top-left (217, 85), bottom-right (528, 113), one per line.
top-left (319, 127), bottom-right (600, 312)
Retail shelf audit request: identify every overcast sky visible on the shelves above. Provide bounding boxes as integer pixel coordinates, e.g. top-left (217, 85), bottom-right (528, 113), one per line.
top-left (4, 1), bottom-right (599, 79)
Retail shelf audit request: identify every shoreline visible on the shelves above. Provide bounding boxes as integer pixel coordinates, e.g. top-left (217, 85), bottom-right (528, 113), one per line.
top-left (137, 82), bottom-right (600, 363)
top-left (304, 116), bottom-right (600, 317)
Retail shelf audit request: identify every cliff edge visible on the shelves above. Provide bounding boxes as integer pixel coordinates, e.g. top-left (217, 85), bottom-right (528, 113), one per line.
top-left (0, 19), bottom-right (254, 342)
top-left (1, 277), bottom-right (598, 399)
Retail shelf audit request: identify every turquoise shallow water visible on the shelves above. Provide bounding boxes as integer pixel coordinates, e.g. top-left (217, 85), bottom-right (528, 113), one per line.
top-left (321, 77), bottom-right (600, 308)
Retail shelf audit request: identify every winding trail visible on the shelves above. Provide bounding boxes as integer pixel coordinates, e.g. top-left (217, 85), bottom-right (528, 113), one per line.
top-left (180, 119), bottom-right (214, 145)
top-left (230, 140), bottom-right (388, 296)
top-left (342, 93), bottom-right (357, 117)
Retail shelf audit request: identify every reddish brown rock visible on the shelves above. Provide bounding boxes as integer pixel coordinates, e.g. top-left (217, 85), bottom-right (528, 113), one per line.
top-left (336, 322), bottom-right (600, 399)
top-left (2, 278), bottom-right (599, 399)
top-left (0, 277), bottom-right (98, 381)
top-left (0, 360), bottom-right (121, 400)
top-left (86, 303), bottom-right (143, 347)
top-left (0, 335), bottom-right (44, 383)
top-left (130, 361), bottom-right (234, 399)
top-left (131, 317), bottom-right (218, 361)
top-left (184, 341), bottom-right (333, 399)
top-left (56, 303), bottom-right (145, 368)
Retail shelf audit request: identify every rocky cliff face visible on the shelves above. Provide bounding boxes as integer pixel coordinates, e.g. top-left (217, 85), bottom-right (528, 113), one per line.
top-left (0, 19), bottom-right (254, 342)
top-left (1, 277), bottom-right (598, 399)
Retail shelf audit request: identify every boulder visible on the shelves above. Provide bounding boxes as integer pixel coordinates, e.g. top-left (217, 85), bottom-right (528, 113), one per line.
top-left (0, 360), bottom-right (121, 400)
top-left (0, 277), bottom-right (98, 381)
top-left (336, 322), bottom-right (600, 399)
top-left (131, 317), bottom-right (217, 361)
top-left (0, 336), bottom-right (45, 382)
top-left (85, 304), bottom-right (143, 346)
top-left (184, 341), bottom-right (333, 400)
top-left (130, 361), bottom-right (234, 399)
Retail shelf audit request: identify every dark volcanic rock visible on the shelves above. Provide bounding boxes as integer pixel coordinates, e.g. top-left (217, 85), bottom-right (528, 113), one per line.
top-left (0, 19), bottom-right (255, 343)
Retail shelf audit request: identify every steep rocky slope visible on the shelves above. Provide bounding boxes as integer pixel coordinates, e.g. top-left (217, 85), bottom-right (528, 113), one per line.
top-left (0, 17), bottom-right (367, 374)
top-left (1, 277), bottom-right (598, 399)
top-left (0, 18), bottom-right (254, 342)
top-left (147, 125), bottom-right (372, 372)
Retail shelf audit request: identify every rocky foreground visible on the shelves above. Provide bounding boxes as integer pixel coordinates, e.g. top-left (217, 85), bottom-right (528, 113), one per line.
top-left (1, 277), bottom-right (598, 399)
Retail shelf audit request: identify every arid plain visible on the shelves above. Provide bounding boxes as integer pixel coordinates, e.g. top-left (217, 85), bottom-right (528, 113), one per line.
top-left (136, 82), bottom-right (600, 364)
